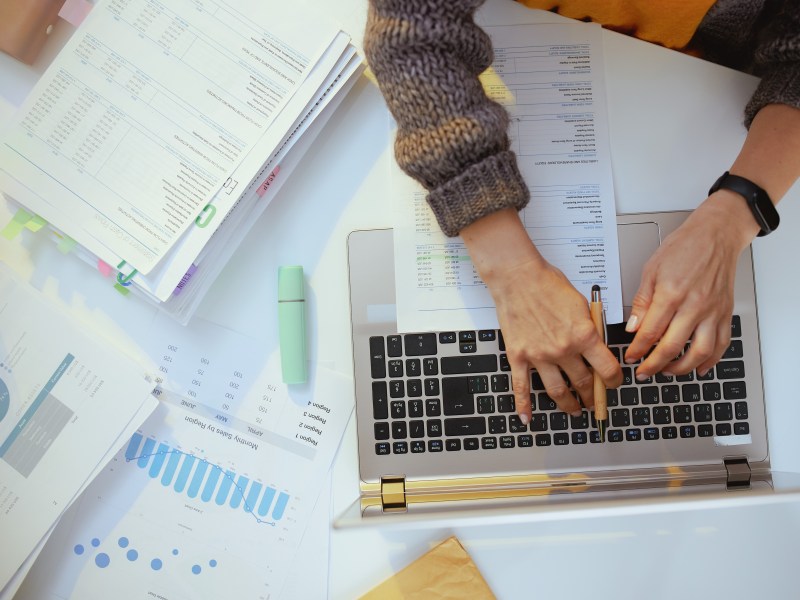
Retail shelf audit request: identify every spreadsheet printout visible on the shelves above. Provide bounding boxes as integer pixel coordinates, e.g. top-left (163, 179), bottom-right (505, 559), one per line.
top-left (393, 22), bottom-right (623, 332)
top-left (0, 0), bottom-right (339, 274)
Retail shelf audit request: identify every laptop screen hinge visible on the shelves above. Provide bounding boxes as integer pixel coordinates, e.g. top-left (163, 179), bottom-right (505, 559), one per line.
top-left (724, 457), bottom-right (751, 490)
top-left (380, 475), bottom-right (407, 513)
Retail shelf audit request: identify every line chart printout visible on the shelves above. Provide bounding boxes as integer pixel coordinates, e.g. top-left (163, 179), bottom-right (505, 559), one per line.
top-left (16, 314), bottom-right (352, 600)
top-left (0, 0), bottom-right (339, 274)
top-left (393, 22), bottom-right (623, 332)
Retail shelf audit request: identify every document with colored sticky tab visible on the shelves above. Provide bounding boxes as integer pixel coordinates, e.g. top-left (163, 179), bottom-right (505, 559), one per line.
top-left (0, 0), bottom-right (363, 323)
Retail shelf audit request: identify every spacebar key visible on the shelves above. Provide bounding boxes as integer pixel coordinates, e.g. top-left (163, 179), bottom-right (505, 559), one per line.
top-left (441, 354), bottom-right (498, 374)
top-left (444, 417), bottom-right (487, 437)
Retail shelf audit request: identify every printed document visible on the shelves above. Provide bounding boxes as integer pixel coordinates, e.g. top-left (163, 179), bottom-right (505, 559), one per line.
top-left (0, 0), bottom-right (341, 275)
top-left (393, 22), bottom-right (623, 331)
top-left (0, 264), bottom-right (157, 590)
top-left (15, 314), bottom-right (352, 600)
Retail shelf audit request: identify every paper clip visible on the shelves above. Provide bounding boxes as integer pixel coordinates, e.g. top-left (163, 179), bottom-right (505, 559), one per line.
top-left (116, 260), bottom-right (138, 286)
top-left (195, 204), bottom-right (216, 228)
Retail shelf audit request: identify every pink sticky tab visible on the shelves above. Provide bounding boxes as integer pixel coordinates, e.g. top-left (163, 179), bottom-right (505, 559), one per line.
top-left (256, 166), bottom-right (281, 198)
top-left (59, 0), bottom-right (93, 27)
top-left (97, 259), bottom-right (113, 277)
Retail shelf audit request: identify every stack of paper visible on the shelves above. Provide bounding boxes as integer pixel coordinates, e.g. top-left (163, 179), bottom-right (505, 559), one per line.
top-left (0, 0), bottom-right (362, 323)
top-left (0, 264), bottom-right (158, 598)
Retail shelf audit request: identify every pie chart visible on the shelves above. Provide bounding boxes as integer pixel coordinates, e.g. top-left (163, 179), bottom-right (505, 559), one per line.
top-left (0, 377), bottom-right (9, 423)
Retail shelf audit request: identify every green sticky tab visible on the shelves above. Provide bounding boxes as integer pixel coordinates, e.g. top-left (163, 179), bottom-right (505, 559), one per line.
top-left (113, 282), bottom-right (131, 296)
top-left (57, 235), bottom-right (78, 254)
top-left (25, 215), bottom-right (47, 232)
top-left (1, 209), bottom-right (33, 240)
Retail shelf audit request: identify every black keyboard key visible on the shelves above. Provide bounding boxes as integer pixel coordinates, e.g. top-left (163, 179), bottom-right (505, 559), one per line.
top-left (500, 436), bottom-right (515, 448)
top-left (481, 437), bottom-right (498, 450)
top-left (406, 359), bottom-right (421, 377)
top-left (611, 408), bottom-right (630, 428)
top-left (409, 420), bottom-right (425, 438)
top-left (444, 417), bottom-right (486, 436)
top-left (491, 374), bottom-right (510, 392)
top-left (621, 367), bottom-right (634, 386)
top-left (369, 336), bottom-right (386, 378)
top-left (393, 442), bottom-right (408, 454)
top-left (653, 406), bottom-right (671, 425)
top-left (459, 331), bottom-right (477, 343)
top-left (388, 359), bottom-right (403, 378)
top-left (644, 427), bottom-right (659, 440)
top-left (488, 416), bottom-right (507, 434)
top-left (735, 401), bottom-right (748, 420)
top-left (407, 379), bottom-right (423, 397)
top-left (716, 423), bottom-right (732, 436)
top-left (702, 382), bottom-right (721, 401)
top-left (477, 395), bottom-right (495, 414)
top-left (464, 438), bottom-right (480, 450)
top-left (442, 377), bottom-right (476, 415)
top-left (570, 411), bottom-right (589, 429)
top-left (662, 426), bottom-right (678, 440)
top-left (682, 384), bottom-right (701, 402)
top-left (376, 442), bottom-right (390, 455)
top-left (716, 361), bottom-right (745, 379)
top-left (632, 407), bottom-right (651, 426)
top-left (661, 385), bottom-right (680, 404)
top-left (621, 388), bottom-right (639, 406)
top-left (714, 402), bottom-right (733, 421)
top-left (498, 330), bottom-right (506, 351)
top-left (723, 381), bottom-right (747, 400)
top-left (554, 432), bottom-right (569, 446)
top-left (696, 369), bottom-right (715, 381)
top-left (446, 439), bottom-right (461, 451)
top-left (374, 422), bottom-right (390, 440)
top-left (531, 413), bottom-right (548, 432)
top-left (372, 381), bottom-right (388, 419)
top-left (676, 372), bottom-right (694, 382)
top-left (427, 419), bottom-right (443, 437)
top-left (536, 434), bottom-right (552, 447)
top-left (518, 434), bottom-right (533, 447)
top-left (722, 339), bottom-right (744, 359)
top-left (531, 371), bottom-right (545, 391)
top-left (499, 354), bottom-right (510, 371)
top-left (680, 425), bottom-right (696, 438)
top-left (478, 330), bottom-right (496, 342)
top-left (606, 323), bottom-right (635, 345)
top-left (392, 421), bottom-right (407, 439)
top-left (641, 386), bottom-right (659, 405)
top-left (608, 430), bottom-right (624, 443)
top-left (497, 394), bottom-right (515, 413)
top-left (673, 405), bottom-right (692, 423)
top-left (734, 422), bottom-right (750, 435)
top-left (550, 412), bottom-right (568, 431)
top-left (441, 354), bottom-right (498, 375)
top-left (656, 372), bottom-right (674, 383)
top-left (626, 429), bottom-right (641, 441)
top-left (387, 335), bottom-right (402, 357)
top-left (538, 393), bottom-right (557, 411)
top-left (693, 403), bottom-right (712, 422)
top-left (698, 424), bottom-right (714, 437)
top-left (508, 415), bottom-right (528, 433)
top-left (731, 315), bottom-right (741, 338)
top-left (404, 333), bottom-right (437, 356)
top-left (426, 398), bottom-right (441, 417)
top-left (390, 401), bottom-right (405, 419)
top-left (572, 431), bottom-right (588, 444)
top-left (424, 378), bottom-right (440, 397)
top-left (411, 441), bottom-right (425, 453)
top-left (606, 388), bottom-right (619, 407)
top-left (439, 332), bottom-right (457, 344)
top-left (423, 357), bottom-right (439, 376)
top-left (389, 380), bottom-right (404, 398)
top-left (460, 342), bottom-right (477, 353)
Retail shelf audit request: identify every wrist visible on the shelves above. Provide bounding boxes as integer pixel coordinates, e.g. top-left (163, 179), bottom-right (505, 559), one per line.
top-left (701, 190), bottom-right (761, 249)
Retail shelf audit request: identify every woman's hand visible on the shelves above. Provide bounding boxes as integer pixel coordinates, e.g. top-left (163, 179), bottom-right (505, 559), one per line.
top-left (461, 208), bottom-right (622, 424)
top-left (624, 195), bottom-right (758, 378)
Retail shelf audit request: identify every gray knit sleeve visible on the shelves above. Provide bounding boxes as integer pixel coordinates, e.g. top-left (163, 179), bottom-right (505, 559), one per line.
top-left (744, 1), bottom-right (800, 126)
top-left (363, 0), bottom-right (529, 237)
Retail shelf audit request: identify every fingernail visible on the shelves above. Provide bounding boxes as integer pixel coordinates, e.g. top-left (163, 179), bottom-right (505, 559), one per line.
top-left (520, 413), bottom-right (530, 425)
top-left (625, 314), bottom-right (638, 332)
top-left (635, 372), bottom-right (649, 382)
top-left (571, 410), bottom-right (583, 417)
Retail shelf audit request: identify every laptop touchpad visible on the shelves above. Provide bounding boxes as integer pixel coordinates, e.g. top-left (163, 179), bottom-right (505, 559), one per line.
top-left (617, 221), bottom-right (661, 320)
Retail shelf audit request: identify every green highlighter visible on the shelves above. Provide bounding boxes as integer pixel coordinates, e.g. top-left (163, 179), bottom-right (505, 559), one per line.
top-left (278, 265), bottom-right (307, 384)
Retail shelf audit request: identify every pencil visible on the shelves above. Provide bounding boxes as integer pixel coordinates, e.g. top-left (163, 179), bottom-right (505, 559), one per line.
top-left (590, 284), bottom-right (608, 442)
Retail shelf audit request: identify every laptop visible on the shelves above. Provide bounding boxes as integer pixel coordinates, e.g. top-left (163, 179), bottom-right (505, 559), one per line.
top-left (336, 211), bottom-right (800, 528)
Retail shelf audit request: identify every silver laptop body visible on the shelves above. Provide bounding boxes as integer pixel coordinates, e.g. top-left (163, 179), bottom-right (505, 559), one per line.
top-left (343, 211), bottom-right (772, 520)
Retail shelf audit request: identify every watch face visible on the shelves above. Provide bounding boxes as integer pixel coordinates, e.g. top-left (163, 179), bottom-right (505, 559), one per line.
top-left (710, 172), bottom-right (779, 236)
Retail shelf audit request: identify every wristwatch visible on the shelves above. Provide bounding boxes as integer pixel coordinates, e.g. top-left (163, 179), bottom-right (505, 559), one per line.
top-left (708, 171), bottom-right (780, 237)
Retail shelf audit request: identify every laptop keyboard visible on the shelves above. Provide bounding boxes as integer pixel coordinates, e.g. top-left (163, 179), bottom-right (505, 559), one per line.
top-left (368, 316), bottom-right (750, 455)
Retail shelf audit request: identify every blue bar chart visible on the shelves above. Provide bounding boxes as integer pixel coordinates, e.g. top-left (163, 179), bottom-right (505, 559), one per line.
top-left (124, 433), bottom-right (290, 524)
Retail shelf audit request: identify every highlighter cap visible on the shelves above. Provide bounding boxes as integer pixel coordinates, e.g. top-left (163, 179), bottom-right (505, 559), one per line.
top-left (278, 265), bottom-right (304, 301)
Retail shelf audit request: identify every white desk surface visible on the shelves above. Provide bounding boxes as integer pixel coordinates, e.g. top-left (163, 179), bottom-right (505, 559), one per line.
top-left (2, 1), bottom-right (800, 599)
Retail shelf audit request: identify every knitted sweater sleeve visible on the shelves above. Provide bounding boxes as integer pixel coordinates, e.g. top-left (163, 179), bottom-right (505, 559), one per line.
top-left (363, 0), bottom-right (529, 237)
top-left (745, 0), bottom-right (800, 126)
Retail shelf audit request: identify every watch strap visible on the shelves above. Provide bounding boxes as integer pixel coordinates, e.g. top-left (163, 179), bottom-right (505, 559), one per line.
top-left (709, 171), bottom-right (779, 237)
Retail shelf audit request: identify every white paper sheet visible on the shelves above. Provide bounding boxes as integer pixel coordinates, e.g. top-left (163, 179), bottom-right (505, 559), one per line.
top-left (393, 22), bottom-right (623, 332)
top-left (15, 314), bottom-right (352, 599)
top-left (0, 0), bottom-right (340, 275)
top-left (0, 263), bottom-right (157, 590)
